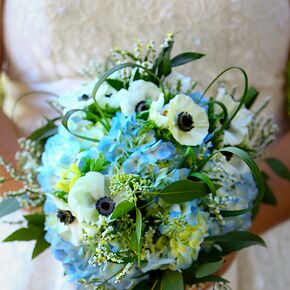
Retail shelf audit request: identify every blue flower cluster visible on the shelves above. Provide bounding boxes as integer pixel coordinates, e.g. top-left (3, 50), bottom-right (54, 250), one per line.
top-left (98, 112), bottom-right (190, 186)
top-left (37, 129), bottom-right (81, 192)
top-left (209, 171), bottom-right (258, 235)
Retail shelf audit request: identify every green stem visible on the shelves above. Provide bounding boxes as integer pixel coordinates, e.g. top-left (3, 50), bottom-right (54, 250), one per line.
top-left (199, 66), bottom-right (249, 131)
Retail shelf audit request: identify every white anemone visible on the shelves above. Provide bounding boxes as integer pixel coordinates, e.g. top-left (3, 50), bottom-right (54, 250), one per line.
top-left (165, 71), bottom-right (193, 94)
top-left (149, 95), bottom-right (169, 128)
top-left (58, 82), bottom-right (95, 113)
top-left (48, 195), bottom-right (83, 246)
top-left (116, 80), bottom-right (163, 116)
top-left (95, 81), bottom-right (120, 109)
top-left (167, 94), bottom-right (209, 146)
top-left (216, 88), bottom-right (253, 145)
top-left (68, 172), bottom-right (112, 224)
top-left (58, 79), bottom-right (119, 113)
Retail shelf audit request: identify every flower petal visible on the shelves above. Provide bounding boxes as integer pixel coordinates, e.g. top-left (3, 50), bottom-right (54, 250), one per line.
top-left (68, 172), bottom-right (106, 223)
top-left (168, 94), bottom-right (209, 146)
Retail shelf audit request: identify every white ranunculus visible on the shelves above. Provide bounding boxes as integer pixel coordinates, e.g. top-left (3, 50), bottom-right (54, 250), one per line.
top-left (48, 196), bottom-right (83, 246)
top-left (149, 95), bottom-right (169, 128)
top-left (167, 94), bottom-right (209, 146)
top-left (116, 80), bottom-right (162, 116)
top-left (216, 88), bottom-right (253, 145)
top-left (68, 172), bottom-right (112, 224)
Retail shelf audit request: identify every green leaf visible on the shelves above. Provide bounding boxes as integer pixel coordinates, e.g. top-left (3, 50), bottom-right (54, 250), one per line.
top-left (220, 208), bottom-right (250, 217)
top-left (24, 214), bottom-right (46, 227)
top-left (158, 40), bottom-right (173, 77)
top-left (135, 208), bottom-right (142, 267)
top-left (3, 227), bottom-right (42, 242)
top-left (110, 200), bottom-right (135, 220)
top-left (29, 120), bottom-right (59, 143)
top-left (171, 52), bottom-right (205, 67)
top-left (52, 190), bottom-right (68, 202)
top-left (261, 171), bottom-right (277, 205)
top-left (3, 214), bottom-right (51, 259)
top-left (157, 180), bottom-right (208, 204)
top-left (244, 87), bottom-right (259, 109)
top-left (161, 270), bottom-right (184, 290)
top-left (105, 79), bottom-right (124, 91)
top-left (190, 172), bottom-right (217, 195)
top-left (205, 231), bottom-right (266, 254)
top-left (0, 198), bottom-right (20, 218)
top-left (265, 157), bottom-right (290, 182)
top-left (131, 278), bottom-right (161, 290)
top-left (263, 183), bottom-right (277, 205)
top-left (130, 232), bottom-right (138, 252)
top-left (132, 68), bottom-right (141, 81)
top-left (78, 156), bottom-right (108, 174)
top-left (32, 238), bottom-right (50, 259)
top-left (220, 147), bottom-right (265, 214)
top-left (131, 280), bottom-right (150, 290)
top-left (205, 231), bottom-right (265, 244)
top-left (195, 260), bottom-right (223, 278)
top-left (183, 274), bottom-right (228, 285)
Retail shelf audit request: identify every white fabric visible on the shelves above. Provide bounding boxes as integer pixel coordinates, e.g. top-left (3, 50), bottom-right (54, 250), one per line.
top-left (0, 0), bottom-right (290, 289)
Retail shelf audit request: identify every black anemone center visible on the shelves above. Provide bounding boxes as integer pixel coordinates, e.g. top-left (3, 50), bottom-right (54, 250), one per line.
top-left (135, 100), bottom-right (149, 113)
top-left (57, 209), bottom-right (75, 225)
top-left (177, 112), bottom-right (194, 131)
top-left (78, 94), bottom-right (91, 101)
top-left (222, 151), bottom-right (233, 161)
top-left (96, 197), bottom-right (115, 216)
top-left (105, 94), bottom-right (112, 98)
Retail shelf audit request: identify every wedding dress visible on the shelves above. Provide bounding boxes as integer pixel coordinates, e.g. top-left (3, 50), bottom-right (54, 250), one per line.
top-left (1, 0), bottom-right (289, 289)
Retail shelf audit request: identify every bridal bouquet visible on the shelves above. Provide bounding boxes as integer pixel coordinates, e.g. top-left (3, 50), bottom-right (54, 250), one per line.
top-left (1, 32), bottom-right (281, 289)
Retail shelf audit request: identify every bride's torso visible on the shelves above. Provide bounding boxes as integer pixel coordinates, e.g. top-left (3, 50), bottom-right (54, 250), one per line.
top-left (1, 1), bottom-right (290, 290)
top-left (2, 0), bottom-right (290, 134)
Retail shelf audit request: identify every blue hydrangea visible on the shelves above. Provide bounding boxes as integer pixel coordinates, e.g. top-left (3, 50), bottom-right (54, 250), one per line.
top-left (123, 140), bottom-right (176, 175)
top-left (37, 120), bottom-right (102, 192)
top-left (37, 132), bottom-right (81, 192)
top-left (209, 171), bottom-right (258, 235)
top-left (167, 199), bottom-right (203, 226)
top-left (98, 113), bottom-right (156, 163)
top-left (99, 113), bottom-right (189, 182)
top-left (153, 167), bottom-right (190, 190)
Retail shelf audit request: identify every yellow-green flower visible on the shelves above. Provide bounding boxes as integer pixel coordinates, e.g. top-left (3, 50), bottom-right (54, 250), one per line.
top-left (169, 213), bottom-right (209, 269)
top-left (55, 163), bottom-right (82, 193)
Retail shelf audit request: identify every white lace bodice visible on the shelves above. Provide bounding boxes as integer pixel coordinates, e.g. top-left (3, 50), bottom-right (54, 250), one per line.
top-left (1, 1), bottom-right (290, 290)
top-left (3, 0), bottom-right (290, 133)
